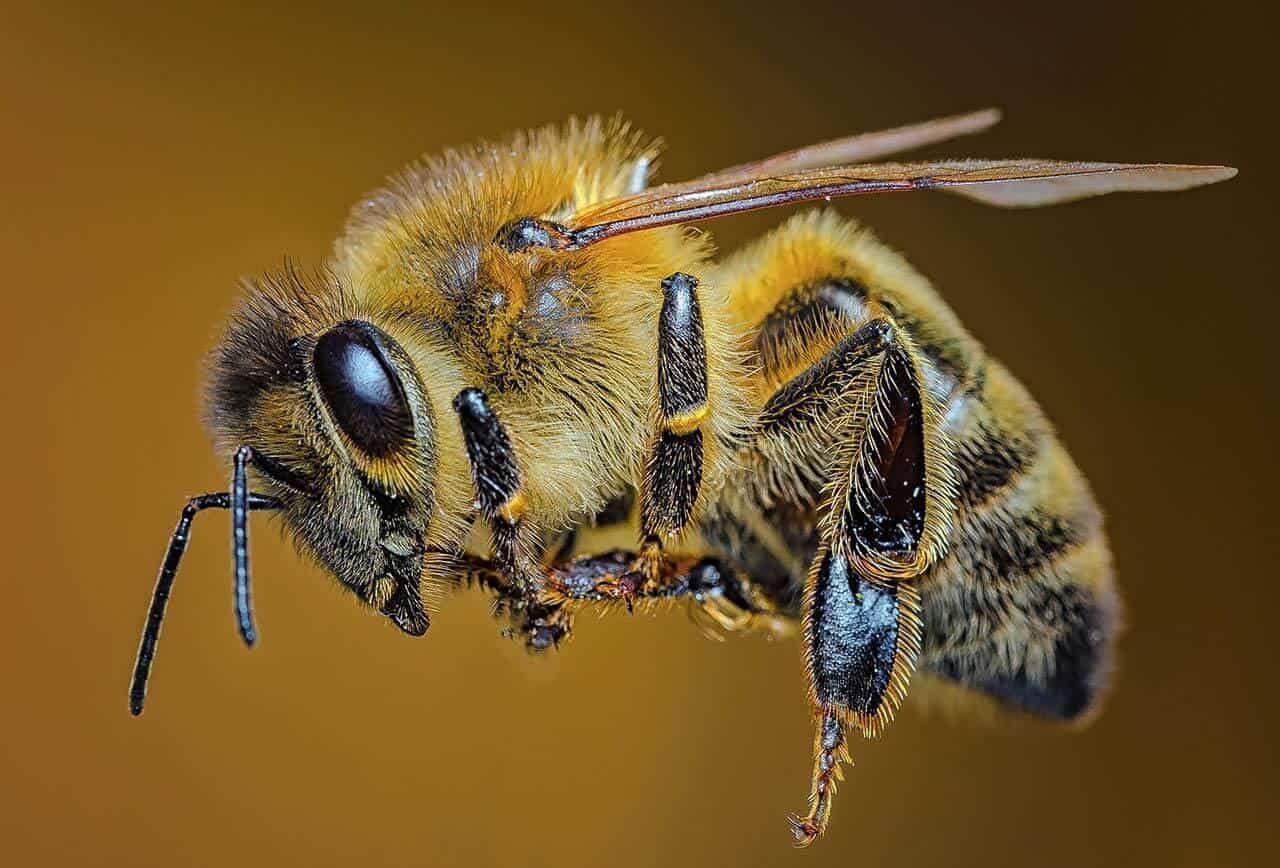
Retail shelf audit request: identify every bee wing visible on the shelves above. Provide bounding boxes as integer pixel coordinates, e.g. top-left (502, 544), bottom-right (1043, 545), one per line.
top-left (564, 159), bottom-right (1236, 249)
top-left (691, 108), bottom-right (1003, 184)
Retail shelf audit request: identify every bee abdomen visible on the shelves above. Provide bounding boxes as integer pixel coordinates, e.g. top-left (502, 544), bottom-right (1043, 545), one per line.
top-left (923, 359), bottom-right (1120, 720)
top-left (752, 277), bottom-right (871, 379)
top-left (944, 358), bottom-right (1048, 510)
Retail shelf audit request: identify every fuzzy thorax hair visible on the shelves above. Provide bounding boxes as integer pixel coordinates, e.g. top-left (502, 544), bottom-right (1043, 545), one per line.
top-left (204, 117), bottom-right (752, 615)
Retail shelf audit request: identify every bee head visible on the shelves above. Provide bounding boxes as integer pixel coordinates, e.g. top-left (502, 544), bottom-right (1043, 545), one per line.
top-left (205, 266), bottom-right (444, 637)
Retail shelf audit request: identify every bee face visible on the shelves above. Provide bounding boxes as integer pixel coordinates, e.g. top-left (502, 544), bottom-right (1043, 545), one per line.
top-left (206, 269), bottom-right (439, 635)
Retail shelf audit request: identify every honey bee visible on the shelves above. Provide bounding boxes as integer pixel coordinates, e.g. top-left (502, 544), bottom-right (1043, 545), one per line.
top-left (127, 109), bottom-right (1235, 844)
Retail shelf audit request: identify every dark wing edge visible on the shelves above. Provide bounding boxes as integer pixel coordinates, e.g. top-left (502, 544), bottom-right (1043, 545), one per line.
top-left (563, 159), bottom-right (1237, 249)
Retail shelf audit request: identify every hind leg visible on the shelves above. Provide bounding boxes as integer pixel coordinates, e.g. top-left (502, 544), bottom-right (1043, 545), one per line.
top-left (733, 313), bottom-right (956, 844)
top-left (715, 216), bottom-right (967, 843)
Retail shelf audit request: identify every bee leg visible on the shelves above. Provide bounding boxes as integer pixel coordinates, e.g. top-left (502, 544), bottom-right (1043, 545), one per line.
top-left (543, 552), bottom-right (761, 610)
top-left (453, 388), bottom-right (543, 602)
top-left (791, 548), bottom-right (922, 846)
top-left (448, 548), bottom-right (575, 651)
top-left (547, 553), bottom-right (787, 640)
top-left (789, 708), bottom-right (847, 846)
top-left (741, 318), bottom-right (939, 843)
top-left (454, 550), bottom-right (785, 646)
top-left (511, 597), bottom-right (574, 652)
top-left (628, 272), bottom-right (709, 597)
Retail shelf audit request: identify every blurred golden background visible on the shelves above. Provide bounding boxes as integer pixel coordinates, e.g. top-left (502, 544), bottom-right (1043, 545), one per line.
top-left (3, 2), bottom-right (1275, 866)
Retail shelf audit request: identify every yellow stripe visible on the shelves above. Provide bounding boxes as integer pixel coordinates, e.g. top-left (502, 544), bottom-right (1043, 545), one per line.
top-left (498, 490), bottom-right (526, 524)
top-left (664, 404), bottom-right (708, 436)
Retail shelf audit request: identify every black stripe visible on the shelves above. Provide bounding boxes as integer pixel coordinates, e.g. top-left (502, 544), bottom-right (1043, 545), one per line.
top-left (957, 507), bottom-right (1080, 586)
top-left (758, 319), bottom-right (891, 434)
top-left (951, 420), bottom-right (1039, 509)
top-left (945, 364), bottom-right (1043, 509)
top-left (754, 278), bottom-right (869, 373)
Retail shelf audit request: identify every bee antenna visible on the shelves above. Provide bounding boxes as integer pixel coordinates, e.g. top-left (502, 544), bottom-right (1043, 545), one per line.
top-left (128, 449), bottom-right (279, 716)
top-left (232, 445), bottom-right (258, 647)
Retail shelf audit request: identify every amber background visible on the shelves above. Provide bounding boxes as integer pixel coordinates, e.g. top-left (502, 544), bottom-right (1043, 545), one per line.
top-left (2, 2), bottom-right (1275, 866)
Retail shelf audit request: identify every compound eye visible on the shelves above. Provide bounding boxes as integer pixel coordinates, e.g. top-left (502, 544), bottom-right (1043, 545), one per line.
top-left (313, 322), bottom-right (413, 457)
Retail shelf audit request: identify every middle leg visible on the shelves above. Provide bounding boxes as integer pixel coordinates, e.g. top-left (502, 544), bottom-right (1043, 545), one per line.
top-left (629, 271), bottom-right (711, 590)
top-left (452, 380), bottom-right (785, 648)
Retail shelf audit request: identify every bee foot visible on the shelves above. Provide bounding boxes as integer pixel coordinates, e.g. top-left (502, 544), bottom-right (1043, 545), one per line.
top-left (523, 605), bottom-right (572, 651)
top-left (615, 571), bottom-right (644, 612)
top-left (787, 814), bottom-right (822, 847)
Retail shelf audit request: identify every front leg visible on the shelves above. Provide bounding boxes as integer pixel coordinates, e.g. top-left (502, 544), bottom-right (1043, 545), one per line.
top-left (632, 272), bottom-right (710, 588)
top-left (450, 383), bottom-right (759, 648)
top-left (453, 388), bottom-right (542, 599)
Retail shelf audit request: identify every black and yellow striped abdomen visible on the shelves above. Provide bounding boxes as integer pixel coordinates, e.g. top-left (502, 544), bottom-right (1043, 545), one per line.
top-left (707, 209), bottom-right (1120, 721)
top-left (920, 353), bottom-right (1120, 720)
